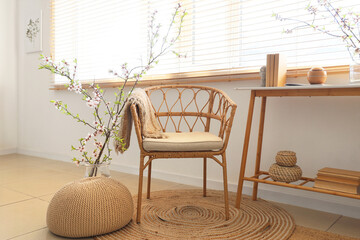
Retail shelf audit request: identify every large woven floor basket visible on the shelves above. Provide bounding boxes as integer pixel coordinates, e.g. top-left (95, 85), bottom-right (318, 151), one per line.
top-left (47, 177), bottom-right (133, 238)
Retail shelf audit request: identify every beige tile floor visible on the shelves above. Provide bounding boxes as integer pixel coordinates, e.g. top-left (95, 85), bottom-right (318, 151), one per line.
top-left (0, 154), bottom-right (359, 240)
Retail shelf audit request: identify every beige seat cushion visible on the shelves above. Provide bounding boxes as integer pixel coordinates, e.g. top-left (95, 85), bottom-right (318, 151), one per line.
top-left (143, 132), bottom-right (223, 152)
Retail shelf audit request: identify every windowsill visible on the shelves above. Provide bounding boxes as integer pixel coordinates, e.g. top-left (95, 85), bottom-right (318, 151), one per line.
top-left (49, 65), bottom-right (349, 90)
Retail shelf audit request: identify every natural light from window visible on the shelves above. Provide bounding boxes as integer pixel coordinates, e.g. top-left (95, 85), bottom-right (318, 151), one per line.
top-left (51, 0), bottom-right (360, 83)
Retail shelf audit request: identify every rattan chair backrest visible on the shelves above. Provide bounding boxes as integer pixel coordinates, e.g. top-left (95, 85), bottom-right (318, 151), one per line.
top-left (144, 85), bottom-right (237, 142)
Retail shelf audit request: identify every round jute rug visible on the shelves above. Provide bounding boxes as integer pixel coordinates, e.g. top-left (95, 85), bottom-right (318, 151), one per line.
top-left (95, 189), bottom-right (295, 240)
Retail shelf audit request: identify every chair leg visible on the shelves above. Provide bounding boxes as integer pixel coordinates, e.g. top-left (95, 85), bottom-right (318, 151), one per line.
top-left (136, 154), bottom-right (145, 223)
top-left (147, 160), bottom-right (152, 199)
top-left (203, 157), bottom-right (207, 197)
top-left (222, 153), bottom-right (230, 220)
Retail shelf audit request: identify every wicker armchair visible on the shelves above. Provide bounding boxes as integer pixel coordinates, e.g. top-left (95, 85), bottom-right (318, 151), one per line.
top-left (130, 85), bottom-right (237, 223)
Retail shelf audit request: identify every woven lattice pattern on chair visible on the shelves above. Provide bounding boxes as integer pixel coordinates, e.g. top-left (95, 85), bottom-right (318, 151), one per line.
top-left (146, 86), bottom-right (235, 138)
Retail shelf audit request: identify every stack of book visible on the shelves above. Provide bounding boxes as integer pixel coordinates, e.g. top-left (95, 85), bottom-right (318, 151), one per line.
top-left (266, 53), bottom-right (287, 87)
top-left (314, 167), bottom-right (360, 194)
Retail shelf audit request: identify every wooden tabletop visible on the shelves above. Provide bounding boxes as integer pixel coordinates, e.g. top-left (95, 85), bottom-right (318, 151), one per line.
top-left (235, 85), bottom-right (360, 97)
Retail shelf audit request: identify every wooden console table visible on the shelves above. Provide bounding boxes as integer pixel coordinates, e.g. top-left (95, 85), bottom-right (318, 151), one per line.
top-left (234, 85), bottom-right (360, 208)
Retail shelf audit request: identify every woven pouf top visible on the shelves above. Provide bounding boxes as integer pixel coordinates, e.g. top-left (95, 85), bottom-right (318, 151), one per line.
top-left (47, 177), bottom-right (133, 238)
top-left (95, 189), bottom-right (295, 240)
top-left (276, 150), bottom-right (297, 167)
top-left (269, 163), bottom-right (302, 183)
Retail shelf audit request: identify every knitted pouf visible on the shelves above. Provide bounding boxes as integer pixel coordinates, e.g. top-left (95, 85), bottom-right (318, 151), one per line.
top-left (269, 163), bottom-right (302, 183)
top-left (47, 177), bottom-right (133, 238)
top-left (275, 151), bottom-right (297, 167)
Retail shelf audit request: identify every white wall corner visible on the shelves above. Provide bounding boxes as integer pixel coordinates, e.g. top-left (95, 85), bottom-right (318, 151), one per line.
top-left (0, 148), bottom-right (17, 155)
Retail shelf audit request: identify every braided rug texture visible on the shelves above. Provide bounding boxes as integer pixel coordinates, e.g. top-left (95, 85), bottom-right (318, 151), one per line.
top-left (96, 189), bottom-right (295, 240)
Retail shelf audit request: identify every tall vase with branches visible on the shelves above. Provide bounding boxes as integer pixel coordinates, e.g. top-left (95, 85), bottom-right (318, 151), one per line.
top-left (39, 4), bottom-right (187, 177)
top-left (274, 0), bottom-right (360, 83)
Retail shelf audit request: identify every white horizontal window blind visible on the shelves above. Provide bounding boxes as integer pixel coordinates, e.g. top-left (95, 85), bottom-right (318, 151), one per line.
top-left (51, 0), bottom-right (360, 83)
top-left (241, 0), bottom-right (360, 69)
top-left (51, 0), bottom-right (149, 82)
top-left (147, 0), bottom-right (242, 75)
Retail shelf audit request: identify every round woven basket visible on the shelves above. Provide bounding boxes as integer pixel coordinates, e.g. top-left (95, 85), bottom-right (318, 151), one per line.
top-left (47, 177), bottom-right (133, 238)
top-left (269, 163), bottom-right (302, 183)
top-left (275, 151), bottom-right (297, 167)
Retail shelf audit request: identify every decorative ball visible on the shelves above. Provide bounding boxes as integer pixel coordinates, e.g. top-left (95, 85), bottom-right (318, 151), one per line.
top-left (275, 151), bottom-right (297, 167)
top-left (47, 177), bottom-right (134, 238)
top-left (269, 163), bottom-right (302, 183)
top-left (307, 66), bottom-right (327, 84)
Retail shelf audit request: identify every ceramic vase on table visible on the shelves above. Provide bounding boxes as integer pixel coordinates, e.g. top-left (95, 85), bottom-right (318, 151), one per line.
top-left (307, 66), bottom-right (327, 84)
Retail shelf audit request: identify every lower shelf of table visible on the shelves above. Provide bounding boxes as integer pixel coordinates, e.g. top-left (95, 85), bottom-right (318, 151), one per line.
top-left (244, 171), bottom-right (360, 200)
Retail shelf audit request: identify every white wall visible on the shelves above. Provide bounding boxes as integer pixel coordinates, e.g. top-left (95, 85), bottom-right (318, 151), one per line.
top-left (0, 0), bottom-right (18, 154)
top-left (17, 0), bottom-right (360, 218)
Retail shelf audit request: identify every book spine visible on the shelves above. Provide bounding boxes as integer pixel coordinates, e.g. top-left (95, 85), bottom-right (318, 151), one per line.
top-left (270, 54), bottom-right (275, 87)
top-left (273, 53), bottom-right (279, 87)
top-left (278, 54), bottom-right (287, 87)
top-left (318, 167), bottom-right (360, 178)
top-left (314, 179), bottom-right (359, 194)
top-left (266, 54), bottom-right (272, 87)
top-left (317, 171), bottom-right (360, 181)
top-left (317, 174), bottom-right (360, 185)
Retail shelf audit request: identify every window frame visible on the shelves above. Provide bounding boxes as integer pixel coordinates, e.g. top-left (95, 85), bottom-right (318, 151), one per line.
top-left (49, 65), bottom-right (349, 90)
top-left (49, 0), bottom-right (351, 90)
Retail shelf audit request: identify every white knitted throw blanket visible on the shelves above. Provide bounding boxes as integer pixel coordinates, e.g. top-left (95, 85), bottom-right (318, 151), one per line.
top-left (115, 88), bottom-right (165, 153)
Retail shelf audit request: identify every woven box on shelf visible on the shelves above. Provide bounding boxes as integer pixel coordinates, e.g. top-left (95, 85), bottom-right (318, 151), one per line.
top-left (269, 163), bottom-right (302, 183)
top-left (47, 177), bottom-right (133, 238)
top-left (275, 151), bottom-right (297, 167)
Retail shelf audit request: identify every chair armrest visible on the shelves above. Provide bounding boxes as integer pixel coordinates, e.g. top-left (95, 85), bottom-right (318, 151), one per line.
top-left (217, 94), bottom-right (237, 152)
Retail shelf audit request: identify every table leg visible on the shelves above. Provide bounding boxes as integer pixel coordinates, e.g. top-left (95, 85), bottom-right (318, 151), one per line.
top-left (235, 91), bottom-right (256, 209)
top-left (252, 96), bottom-right (267, 201)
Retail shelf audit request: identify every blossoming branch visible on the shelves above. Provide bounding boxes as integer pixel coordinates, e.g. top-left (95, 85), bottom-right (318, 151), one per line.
top-left (274, 0), bottom-right (360, 60)
top-left (39, 4), bottom-right (187, 171)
